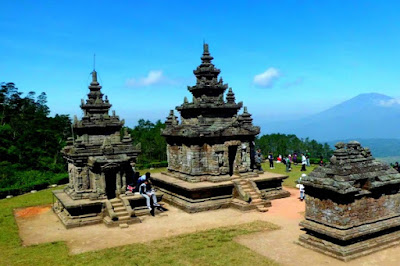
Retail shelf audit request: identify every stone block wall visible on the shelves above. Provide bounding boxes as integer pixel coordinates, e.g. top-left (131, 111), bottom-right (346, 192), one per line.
top-left (166, 140), bottom-right (252, 177)
top-left (305, 191), bottom-right (400, 228)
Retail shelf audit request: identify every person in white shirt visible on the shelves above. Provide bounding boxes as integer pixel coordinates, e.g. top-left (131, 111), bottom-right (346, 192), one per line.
top-left (139, 178), bottom-right (161, 216)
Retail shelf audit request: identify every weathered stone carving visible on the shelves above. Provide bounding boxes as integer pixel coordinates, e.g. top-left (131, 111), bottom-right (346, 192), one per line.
top-left (161, 43), bottom-right (260, 181)
top-left (52, 70), bottom-right (141, 228)
top-left (152, 43), bottom-right (289, 213)
top-left (298, 141), bottom-right (400, 261)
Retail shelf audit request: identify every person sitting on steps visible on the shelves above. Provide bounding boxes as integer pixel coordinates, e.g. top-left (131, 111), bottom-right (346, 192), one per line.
top-left (139, 177), bottom-right (166, 216)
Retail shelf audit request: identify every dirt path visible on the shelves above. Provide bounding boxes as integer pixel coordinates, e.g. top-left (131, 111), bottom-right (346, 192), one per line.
top-left (14, 188), bottom-right (400, 265)
top-left (235, 187), bottom-right (400, 266)
top-left (16, 201), bottom-right (275, 254)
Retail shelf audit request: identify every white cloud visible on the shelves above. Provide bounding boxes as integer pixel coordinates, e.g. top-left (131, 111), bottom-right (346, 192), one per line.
top-left (126, 70), bottom-right (164, 87)
top-left (253, 68), bottom-right (280, 88)
top-left (378, 98), bottom-right (400, 107)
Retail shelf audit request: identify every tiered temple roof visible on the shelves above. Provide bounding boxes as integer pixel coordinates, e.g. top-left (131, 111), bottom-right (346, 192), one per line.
top-left (62, 70), bottom-right (139, 163)
top-left (162, 43), bottom-right (260, 139)
top-left (302, 141), bottom-right (400, 194)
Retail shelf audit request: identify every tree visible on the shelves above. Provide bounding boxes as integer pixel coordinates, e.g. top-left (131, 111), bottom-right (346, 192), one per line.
top-left (255, 133), bottom-right (333, 160)
top-left (128, 119), bottom-right (167, 165)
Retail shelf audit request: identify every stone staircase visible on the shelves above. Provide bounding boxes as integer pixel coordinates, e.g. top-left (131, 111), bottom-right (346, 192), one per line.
top-left (232, 178), bottom-right (270, 212)
top-left (103, 197), bottom-right (139, 228)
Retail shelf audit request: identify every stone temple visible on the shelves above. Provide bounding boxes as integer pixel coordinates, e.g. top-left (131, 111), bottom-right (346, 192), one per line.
top-left (151, 43), bottom-right (289, 213)
top-left (298, 141), bottom-right (400, 261)
top-left (53, 70), bottom-right (156, 228)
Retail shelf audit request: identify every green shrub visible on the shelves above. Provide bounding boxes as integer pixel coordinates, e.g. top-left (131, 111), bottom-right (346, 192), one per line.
top-left (0, 170), bottom-right (68, 198)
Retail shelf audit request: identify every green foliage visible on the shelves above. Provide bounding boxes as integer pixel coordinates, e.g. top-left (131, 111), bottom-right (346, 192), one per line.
top-left (256, 133), bottom-right (333, 159)
top-left (127, 119), bottom-right (167, 165)
top-left (0, 164), bottom-right (68, 198)
top-left (0, 82), bottom-right (71, 171)
top-left (0, 82), bottom-right (71, 197)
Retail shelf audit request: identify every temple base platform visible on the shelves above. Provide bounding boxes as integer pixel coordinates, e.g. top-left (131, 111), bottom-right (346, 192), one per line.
top-left (52, 189), bottom-right (164, 229)
top-left (151, 171), bottom-right (289, 213)
top-left (298, 216), bottom-right (400, 261)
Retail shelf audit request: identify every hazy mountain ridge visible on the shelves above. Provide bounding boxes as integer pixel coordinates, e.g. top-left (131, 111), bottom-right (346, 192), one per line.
top-left (262, 93), bottom-right (400, 141)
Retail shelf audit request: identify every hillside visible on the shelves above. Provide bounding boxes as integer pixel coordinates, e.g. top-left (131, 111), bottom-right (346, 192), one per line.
top-left (263, 93), bottom-right (400, 141)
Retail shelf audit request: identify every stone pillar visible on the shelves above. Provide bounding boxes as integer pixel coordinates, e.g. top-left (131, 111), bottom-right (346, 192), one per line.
top-left (73, 167), bottom-right (80, 192)
top-left (90, 170), bottom-right (96, 192)
top-left (68, 163), bottom-right (74, 188)
top-left (190, 145), bottom-right (201, 175)
top-left (99, 172), bottom-right (106, 194)
top-left (116, 172), bottom-right (121, 195)
top-left (122, 171), bottom-right (126, 190)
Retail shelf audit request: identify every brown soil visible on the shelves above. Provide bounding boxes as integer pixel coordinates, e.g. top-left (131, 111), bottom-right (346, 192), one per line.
top-left (14, 187), bottom-right (400, 265)
top-left (15, 206), bottom-right (51, 218)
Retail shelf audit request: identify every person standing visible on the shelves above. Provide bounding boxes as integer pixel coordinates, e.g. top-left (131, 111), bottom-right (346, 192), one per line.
top-left (297, 173), bottom-right (306, 201)
top-left (301, 153), bottom-right (307, 171)
top-left (319, 156), bottom-right (324, 166)
top-left (285, 155), bottom-right (291, 172)
top-left (293, 153), bottom-right (298, 165)
top-left (306, 150), bottom-right (311, 166)
top-left (268, 152), bottom-right (274, 169)
top-left (255, 152), bottom-right (263, 171)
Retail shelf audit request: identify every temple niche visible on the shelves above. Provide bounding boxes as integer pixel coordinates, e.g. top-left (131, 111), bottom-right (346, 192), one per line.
top-left (53, 70), bottom-right (145, 229)
top-left (152, 44), bottom-right (289, 213)
top-left (299, 141), bottom-right (400, 261)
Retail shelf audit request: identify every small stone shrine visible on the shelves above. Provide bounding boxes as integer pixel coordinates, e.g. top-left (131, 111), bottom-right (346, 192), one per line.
top-left (151, 43), bottom-right (289, 213)
top-left (53, 70), bottom-right (154, 229)
top-left (298, 141), bottom-right (400, 261)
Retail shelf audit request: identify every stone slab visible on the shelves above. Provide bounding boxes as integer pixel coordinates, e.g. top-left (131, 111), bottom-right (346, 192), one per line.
top-left (298, 230), bottom-right (400, 262)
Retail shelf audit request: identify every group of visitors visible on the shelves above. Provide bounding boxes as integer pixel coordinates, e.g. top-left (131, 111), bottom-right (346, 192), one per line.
top-left (254, 150), bottom-right (311, 201)
top-left (127, 164), bottom-right (167, 216)
top-left (256, 150), bottom-right (319, 173)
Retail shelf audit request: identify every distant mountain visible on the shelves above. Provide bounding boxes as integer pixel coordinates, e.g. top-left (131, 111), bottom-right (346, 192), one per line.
top-left (262, 93), bottom-right (400, 141)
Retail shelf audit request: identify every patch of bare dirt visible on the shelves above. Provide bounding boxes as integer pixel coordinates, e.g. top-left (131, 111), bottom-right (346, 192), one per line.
top-left (15, 205), bottom-right (51, 218)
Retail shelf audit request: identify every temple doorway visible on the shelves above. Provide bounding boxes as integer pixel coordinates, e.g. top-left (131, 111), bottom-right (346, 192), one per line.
top-left (228, 146), bottom-right (238, 176)
top-left (105, 172), bottom-right (117, 199)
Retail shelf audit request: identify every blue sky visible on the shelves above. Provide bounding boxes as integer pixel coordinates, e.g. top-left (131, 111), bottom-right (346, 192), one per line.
top-left (1, 1), bottom-right (400, 128)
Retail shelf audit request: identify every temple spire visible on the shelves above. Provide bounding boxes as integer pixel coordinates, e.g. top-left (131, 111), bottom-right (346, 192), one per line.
top-left (201, 42), bottom-right (213, 64)
top-left (91, 69), bottom-right (98, 84)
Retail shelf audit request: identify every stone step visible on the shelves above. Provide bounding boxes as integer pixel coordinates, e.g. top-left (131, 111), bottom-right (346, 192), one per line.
top-left (111, 202), bottom-right (123, 207)
top-left (109, 198), bottom-right (120, 203)
top-left (249, 191), bottom-right (258, 196)
top-left (243, 188), bottom-right (252, 192)
top-left (257, 206), bottom-right (269, 212)
top-left (119, 223), bottom-right (129, 229)
top-left (118, 215), bottom-right (131, 221)
top-left (116, 211), bottom-right (129, 216)
top-left (103, 216), bottom-right (112, 224)
top-left (113, 206), bottom-right (126, 212)
top-left (251, 198), bottom-right (262, 204)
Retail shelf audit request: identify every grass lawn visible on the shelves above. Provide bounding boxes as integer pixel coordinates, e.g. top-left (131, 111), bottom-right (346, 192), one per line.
top-left (137, 167), bottom-right (167, 175)
top-left (261, 162), bottom-right (317, 188)
top-left (1, 185), bottom-right (279, 265)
